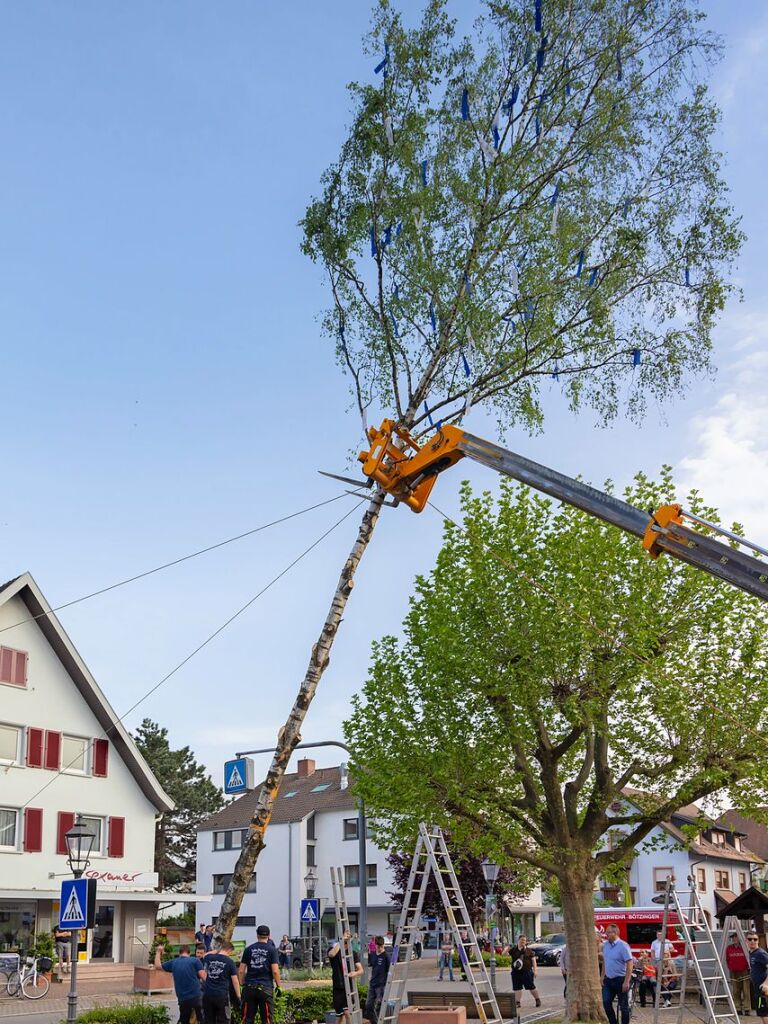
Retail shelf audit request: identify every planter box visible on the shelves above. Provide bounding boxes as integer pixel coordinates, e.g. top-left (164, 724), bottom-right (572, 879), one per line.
top-left (133, 966), bottom-right (175, 994)
top-left (400, 1008), bottom-right (467, 1024)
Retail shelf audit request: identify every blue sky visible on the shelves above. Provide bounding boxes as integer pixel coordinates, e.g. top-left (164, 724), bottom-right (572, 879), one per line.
top-left (1, 1), bottom-right (766, 789)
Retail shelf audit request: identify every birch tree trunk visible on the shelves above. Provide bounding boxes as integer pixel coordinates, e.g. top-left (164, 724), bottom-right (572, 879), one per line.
top-left (215, 489), bottom-right (386, 940)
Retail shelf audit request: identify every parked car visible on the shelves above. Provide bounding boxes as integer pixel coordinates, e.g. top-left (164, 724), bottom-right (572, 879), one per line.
top-left (529, 933), bottom-right (567, 966)
top-left (289, 935), bottom-right (329, 967)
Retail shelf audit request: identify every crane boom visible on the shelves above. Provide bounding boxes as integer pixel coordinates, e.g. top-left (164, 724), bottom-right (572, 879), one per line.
top-left (357, 419), bottom-right (768, 602)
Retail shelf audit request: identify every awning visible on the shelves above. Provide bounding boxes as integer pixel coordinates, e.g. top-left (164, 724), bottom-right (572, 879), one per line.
top-left (0, 889), bottom-right (210, 904)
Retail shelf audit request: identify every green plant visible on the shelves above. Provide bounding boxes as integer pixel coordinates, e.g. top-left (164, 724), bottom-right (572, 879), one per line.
top-left (232, 985), bottom-right (370, 1024)
top-left (29, 932), bottom-right (55, 961)
top-left (76, 1004), bottom-right (170, 1024)
top-left (147, 935), bottom-right (173, 966)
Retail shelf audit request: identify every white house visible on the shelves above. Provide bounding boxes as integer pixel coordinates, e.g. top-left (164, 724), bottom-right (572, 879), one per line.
top-left (0, 572), bottom-right (199, 964)
top-left (197, 757), bottom-right (543, 948)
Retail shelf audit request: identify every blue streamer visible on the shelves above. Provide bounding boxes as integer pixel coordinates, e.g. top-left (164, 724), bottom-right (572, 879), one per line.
top-left (588, 267), bottom-right (598, 287)
top-left (552, 360), bottom-right (559, 381)
top-left (523, 299), bottom-right (535, 321)
top-left (461, 350), bottom-right (471, 377)
top-left (511, 81), bottom-right (520, 105)
top-left (492, 125), bottom-right (501, 150)
top-left (536, 35), bottom-right (548, 72)
top-left (463, 272), bottom-right (473, 297)
top-left (396, 222), bottom-right (402, 237)
top-left (430, 304), bottom-right (437, 334)
top-left (535, 116), bottom-right (541, 139)
top-left (622, 197), bottom-right (631, 218)
top-left (421, 159), bottom-right (429, 187)
top-left (370, 226), bottom-right (377, 257)
top-left (461, 87), bottom-right (470, 121)
top-left (575, 249), bottom-right (585, 278)
top-left (524, 39), bottom-right (532, 65)
top-left (632, 349), bottom-right (641, 366)
top-left (685, 265), bottom-right (691, 287)
top-left (535, 0), bottom-right (543, 32)
top-left (617, 46), bottom-right (623, 82)
top-left (394, 283), bottom-right (400, 301)
top-left (390, 310), bottom-right (400, 337)
top-left (383, 225), bottom-right (392, 248)
top-left (565, 59), bottom-right (572, 98)
top-left (374, 44), bottom-right (390, 76)
top-left (550, 180), bottom-right (560, 208)
top-left (424, 401), bottom-right (435, 428)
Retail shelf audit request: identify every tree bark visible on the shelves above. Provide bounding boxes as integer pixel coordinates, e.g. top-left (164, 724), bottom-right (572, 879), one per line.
top-left (561, 867), bottom-right (606, 1023)
top-left (215, 490), bottom-right (386, 940)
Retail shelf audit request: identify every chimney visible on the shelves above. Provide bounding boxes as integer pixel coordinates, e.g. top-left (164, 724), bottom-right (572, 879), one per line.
top-left (340, 762), bottom-right (349, 790)
top-left (297, 757), bottom-right (316, 778)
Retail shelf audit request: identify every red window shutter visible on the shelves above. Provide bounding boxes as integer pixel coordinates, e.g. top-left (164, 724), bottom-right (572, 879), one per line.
top-left (26, 727), bottom-right (44, 768)
top-left (23, 808), bottom-right (43, 852)
top-left (0, 647), bottom-right (13, 683)
top-left (11, 650), bottom-right (28, 686)
top-left (44, 730), bottom-right (61, 771)
top-left (108, 817), bottom-right (125, 858)
top-left (57, 812), bottom-right (76, 855)
top-left (93, 738), bottom-right (109, 777)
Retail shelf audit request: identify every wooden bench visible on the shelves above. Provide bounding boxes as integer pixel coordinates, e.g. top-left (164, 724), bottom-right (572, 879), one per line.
top-left (407, 989), bottom-right (518, 1019)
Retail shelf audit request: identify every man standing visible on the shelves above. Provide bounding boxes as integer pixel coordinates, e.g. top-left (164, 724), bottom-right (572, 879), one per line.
top-left (747, 932), bottom-right (768, 1023)
top-left (510, 935), bottom-right (541, 1010)
top-left (650, 926), bottom-right (674, 983)
top-left (329, 930), bottom-right (363, 1024)
top-left (278, 936), bottom-right (294, 979)
top-left (239, 925), bottom-right (280, 1024)
top-left (438, 933), bottom-right (454, 982)
top-left (413, 927), bottom-right (423, 960)
top-left (725, 931), bottom-right (751, 1015)
top-left (156, 945), bottom-right (206, 1024)
top-left (600, 923), bottom-right (634, 1024)
top-left (54, 925), bottom-right (71, 975)
top-left (196, 923), bottom-right (207, 946)
top-left (365, 936), bottom-right (391, 1024)
top-left (203, 941), bottom-right (241, 1024)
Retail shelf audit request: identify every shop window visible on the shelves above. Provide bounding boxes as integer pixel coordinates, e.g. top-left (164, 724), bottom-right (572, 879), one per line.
top-left (0, 900), bottom-right (36, 951)
top-left (0, 724), bottom-right (21, 765)
top-left (62, 735), bottom-right (88, 774)
top-left (0, 808), bottom-right (19, 849)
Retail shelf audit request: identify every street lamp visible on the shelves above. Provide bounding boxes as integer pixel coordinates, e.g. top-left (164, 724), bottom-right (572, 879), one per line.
top-left (64, 815), bottom-right (95, 1024)
top-left (481, 859), bottom-right (500, 993)
top-left (304, 867), bottom-right (318, 968)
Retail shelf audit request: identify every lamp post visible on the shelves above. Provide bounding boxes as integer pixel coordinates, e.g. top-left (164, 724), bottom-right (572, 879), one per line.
top-left (64, 815), bottom-right (95, 1024)
top-left (304, 867), bottom-right (318, 969)
top-left (481, 859), bottom-right (500, 993)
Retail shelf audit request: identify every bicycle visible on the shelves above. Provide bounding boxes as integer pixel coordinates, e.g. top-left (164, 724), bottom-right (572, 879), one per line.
top-left (6, 956), bottom-right (51, 999)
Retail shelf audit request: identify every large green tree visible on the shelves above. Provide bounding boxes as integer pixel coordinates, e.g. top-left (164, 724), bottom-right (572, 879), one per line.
top-left (346, 475), bottom-right (768, 1021)
top-left (134, 719), bottom-right (223, 890)
top-left (217, 0), bottom-right (742, 938)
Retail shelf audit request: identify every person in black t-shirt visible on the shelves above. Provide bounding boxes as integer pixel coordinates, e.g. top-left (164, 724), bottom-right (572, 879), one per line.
top-left (239, 925), bottom-right (280, 1024)
top-left (365, 937), bottom-right (390, 1024)
top-left (329, 931), bottom-right (363, 1024)
top-left (747, 932), bottom-right (768, 1023)
top-left (203, 941), bottom-right (241, 1024)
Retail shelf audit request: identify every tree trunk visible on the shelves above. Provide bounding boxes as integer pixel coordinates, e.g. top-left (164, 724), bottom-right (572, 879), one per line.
top-left (561, 868), bottom-right (606, 1023)
top-left (215, 490), bottom-right (386, 940)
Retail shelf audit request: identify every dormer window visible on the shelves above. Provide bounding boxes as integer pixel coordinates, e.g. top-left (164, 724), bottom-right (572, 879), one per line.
top-left (711, 830), bottom-right (725, 845)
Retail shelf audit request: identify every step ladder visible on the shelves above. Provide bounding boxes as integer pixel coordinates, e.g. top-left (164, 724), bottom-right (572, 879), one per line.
top-left (379, 823), bottom-right (503, 1024)
top-left (653, 875), bottom-right (740, 1024)
top-left (330, 866), bottom-right (363, 1024)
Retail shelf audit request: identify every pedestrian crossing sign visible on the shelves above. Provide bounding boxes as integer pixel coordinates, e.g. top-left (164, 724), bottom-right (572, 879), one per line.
top-left (224, 757), bottom-right (254, 795)
top-left (59, 878), bottom-right (97, 929)
top-left (300, 898), bottom-right (319, 922)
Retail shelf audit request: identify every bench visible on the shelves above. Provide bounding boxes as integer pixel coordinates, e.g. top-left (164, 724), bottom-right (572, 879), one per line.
top-left (407, 990), bottom-right (518, 1019)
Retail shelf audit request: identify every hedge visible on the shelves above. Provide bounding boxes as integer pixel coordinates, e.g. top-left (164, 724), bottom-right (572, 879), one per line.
top-left (232, 986), bottom-right (369, 1024)
top-left (76, 1006), bottom-right (170, 1024)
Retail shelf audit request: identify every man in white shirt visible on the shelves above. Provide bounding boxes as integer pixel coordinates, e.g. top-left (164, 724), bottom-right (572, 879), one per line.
top-left (650, 928), bottom-right (674, 964)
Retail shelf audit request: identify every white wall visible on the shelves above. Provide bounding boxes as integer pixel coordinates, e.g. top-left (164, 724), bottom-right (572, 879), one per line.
top-left (0, 593), bottom-right (158, 889)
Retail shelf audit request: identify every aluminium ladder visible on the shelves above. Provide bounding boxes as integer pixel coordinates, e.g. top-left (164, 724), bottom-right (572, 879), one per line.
top-left (379, 823), bottom-right (503, 1024)
top-left (653, 876), bottom-right (740, 1024)
top-left (330, 865), bottom-right (364, 1024)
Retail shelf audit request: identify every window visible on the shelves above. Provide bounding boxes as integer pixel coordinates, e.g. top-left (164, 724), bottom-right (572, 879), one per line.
top-left (0, 647), bottom-right (28, 687)
top-left (311, 783), bottom-right (331, 793)
top-left (0, 724), bottom-right (21, 765)
top-left (213, 874), bottom-right (257, 895)
top-left (711, 831), bottom-right (725, 845)
top-left (739, 872), bottom-right (748, 893)
top-left (61, 735), bottom-right (88, 774)
top-left (81, 816), bottom-right (104, 856)
top-left (344, 865), bottom-right (360, 887)
top-left (734, 837), bottom-right (742, 851)
top-left (306, 844), bottom-right (316, 867)
top-left (627, 923), bottom-right (663, 945)
top-left (367, 864), bottom-right (378, 886)
top-left (283, 791), bottom-right (298, 799)
top-left (212, 830), bottom-right (245, 851)
top-left (213, 915), bottom-right (255, 928)
top-left (715, 869), bottom-right (731, 889)
top-left (306, 815), bottom-right (316, 841)
top-left (213, 832), bottom-right (226, 851)
top-left (343, 818), bottom-right (359, 841)
top-left (653, 867), bottom-right (673, 893)
top-left (0, 808), bottom-right (19, 849)
top-left (697, 867), bottom-right (707, 891)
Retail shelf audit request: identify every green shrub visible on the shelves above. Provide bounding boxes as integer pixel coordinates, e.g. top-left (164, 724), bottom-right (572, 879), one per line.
top-left (147, 935), bottom-right (173, 966)
top-left (232, 985), bottom-right (369, 1024)
top-left (76, 1004), bottom-right (170, 1024)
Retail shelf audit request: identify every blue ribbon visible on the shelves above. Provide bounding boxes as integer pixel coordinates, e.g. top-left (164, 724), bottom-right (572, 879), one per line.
top-left (374, 43), bottom-right (390, 77)
top-left (535, 116), bottom-right (541, 139)
top-left (524, 39), bottom-right (532, 65)
top-left (632, 349), bottom-right (641, 366)
top-left (421, 159), bottom-right (429, 187)
top-left (535, 0), bottom-right (543, 32)
top-left (523, 299), bottom-right (535, 321)
top-left (383, 225), bottom-right (392, 248)
top-left (552, 360), bottom-right (559, 381)
top-left (575, 249), bottom-right (584, 278)
top-left (492, 125), bottom-right (501, 150)
top-left (370, 226), bottom-right (377, 257)
top-left (617, 46), bottom-right (623, 81)
top-left (461, 350), bottom-right (471, 377)
top-left (390, 310), bottom-right (400, 337)
top-left (396, 222), bottom-right (403, 237)
top-left (622, 197), bottom-right (630, 218)
top-left (461, 87), bottom-right (470, 121)
top-left (685, 265), bottom-right (691, 287)
top-left (588, 267), bottom-right (598, 287)
top-left (536, 35), bottom-right (548, 72)
top-left (550, 180), bottom-right (560, 208)
top-left (430, 304), bottom-right (437, 334)
top-left (463, 272), bottom-right (473, 297)
top-left (424, 401), bottom-right (435, 428)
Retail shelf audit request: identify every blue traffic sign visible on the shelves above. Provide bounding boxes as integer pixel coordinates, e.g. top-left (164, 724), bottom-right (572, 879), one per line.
top-left (60, 878), bottom-right (90, 929)
top-left (224, 757), bottom-right (254, 795)
top-left (300, 898), bottom-right (319, 923)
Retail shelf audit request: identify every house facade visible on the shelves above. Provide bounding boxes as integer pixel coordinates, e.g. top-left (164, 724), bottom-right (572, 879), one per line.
top-left (197, 757), bottom-right (543, 947)
top-left (0, 573), bottom-right (192, 964)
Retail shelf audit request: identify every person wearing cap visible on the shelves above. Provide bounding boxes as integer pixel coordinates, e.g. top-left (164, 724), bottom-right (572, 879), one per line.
top-left (365, 936), bottom-right (390, 1024)
top-left (725, 931), bottom-right (751, 1015)
top-left (239, 925), bottom-right (280, 1024)
top-left (747, 932), bottom-right (768, 1023)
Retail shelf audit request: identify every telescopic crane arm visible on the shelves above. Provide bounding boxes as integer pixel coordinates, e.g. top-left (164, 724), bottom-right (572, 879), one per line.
top-left (356, 419), bottom-right (768, 602)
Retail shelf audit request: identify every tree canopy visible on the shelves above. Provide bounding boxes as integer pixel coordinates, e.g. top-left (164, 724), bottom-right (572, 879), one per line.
top-left (302, 0), bottom-right (741, 434)
top-left (346, 474), bottom-right (768, 1017)
top-left (134, 718), bottom-right (223, 891)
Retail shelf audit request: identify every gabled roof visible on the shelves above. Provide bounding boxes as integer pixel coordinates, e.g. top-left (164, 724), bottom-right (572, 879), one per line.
top-left (718, 810), bottom-right (768, 861)
top-left (199, 765), bottom-right (355, 831)
top-left (0, 573), bottom-right (173, 813)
